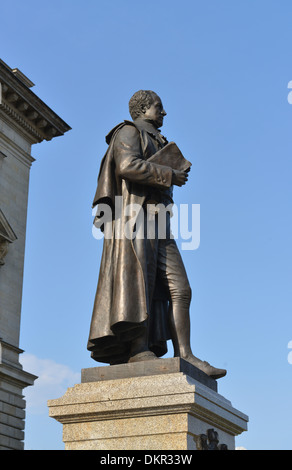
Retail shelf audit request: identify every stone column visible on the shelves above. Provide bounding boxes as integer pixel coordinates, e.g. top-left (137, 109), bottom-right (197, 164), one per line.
top-left (48, 358), bottom-right (248, 450)
top-left (0, 59), bottom-right (70, 449)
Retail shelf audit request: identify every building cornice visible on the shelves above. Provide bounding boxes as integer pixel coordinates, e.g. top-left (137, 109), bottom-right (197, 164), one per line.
top-left (0, 59), bottom-right (71, 144)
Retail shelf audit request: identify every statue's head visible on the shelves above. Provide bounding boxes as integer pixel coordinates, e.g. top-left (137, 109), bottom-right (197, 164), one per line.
top-left (129, 90), bottom-right (166, 128)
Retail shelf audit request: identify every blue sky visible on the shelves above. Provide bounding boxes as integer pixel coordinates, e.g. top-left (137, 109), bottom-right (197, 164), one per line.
top-left (1, 0), bottom-right (292, 450)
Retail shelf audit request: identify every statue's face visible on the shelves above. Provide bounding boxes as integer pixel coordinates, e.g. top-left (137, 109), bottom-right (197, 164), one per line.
top-left (142, 95), bottom-right (167, 128)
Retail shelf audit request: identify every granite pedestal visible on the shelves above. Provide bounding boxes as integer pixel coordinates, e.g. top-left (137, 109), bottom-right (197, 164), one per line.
top-left (48, 358), bottom-right (248, 450)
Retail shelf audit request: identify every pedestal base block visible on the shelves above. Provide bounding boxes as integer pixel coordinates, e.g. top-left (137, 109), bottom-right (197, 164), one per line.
top-left (48, 358), bottom-right (248, 450)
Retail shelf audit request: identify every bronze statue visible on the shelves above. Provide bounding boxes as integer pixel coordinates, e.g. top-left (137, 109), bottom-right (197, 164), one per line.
top-left (87, 90), bottom-right (226, 379)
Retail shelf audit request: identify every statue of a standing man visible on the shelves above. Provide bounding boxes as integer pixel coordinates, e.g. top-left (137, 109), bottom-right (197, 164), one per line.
top-left (88, 90), bottom-right (226, 379)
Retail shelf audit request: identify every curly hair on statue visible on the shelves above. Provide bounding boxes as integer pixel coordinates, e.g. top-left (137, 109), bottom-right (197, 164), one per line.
top-left (128, 90), bottom-right (157, 120)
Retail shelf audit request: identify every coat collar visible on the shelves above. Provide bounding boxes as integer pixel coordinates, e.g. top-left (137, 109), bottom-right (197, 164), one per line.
top-left (133, 118), bottom-right (168, 145)
top-left (134, 117), bottom-right (161, 136)
top-left (105, 118), bottom-right (168, 146)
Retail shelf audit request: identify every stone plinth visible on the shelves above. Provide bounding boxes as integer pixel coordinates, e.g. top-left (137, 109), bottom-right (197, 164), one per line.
top-left (48, 358), bottom-right (248, 450)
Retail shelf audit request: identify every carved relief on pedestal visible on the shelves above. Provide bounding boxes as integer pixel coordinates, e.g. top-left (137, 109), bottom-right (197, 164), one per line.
top-left (196, 428), bottom-right (228, 450)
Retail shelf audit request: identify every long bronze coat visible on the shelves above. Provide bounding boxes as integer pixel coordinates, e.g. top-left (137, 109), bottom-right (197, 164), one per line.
top-left (87, 119), bottom-right (174, 364)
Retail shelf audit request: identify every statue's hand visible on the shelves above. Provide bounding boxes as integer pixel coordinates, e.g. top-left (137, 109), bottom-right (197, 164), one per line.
top-left (172, 169), bottom-right (189, 186)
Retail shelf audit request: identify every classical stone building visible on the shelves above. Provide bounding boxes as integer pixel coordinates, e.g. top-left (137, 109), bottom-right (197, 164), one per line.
top-left (0, 59), bottom-right (70, 450)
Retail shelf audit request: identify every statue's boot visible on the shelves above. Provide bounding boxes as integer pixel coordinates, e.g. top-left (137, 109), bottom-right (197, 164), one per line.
top-left (168, 304), bottom-right (227, 379)
top-left (182, 354), bottom-right (227, 379)
top-left (128, 351), bottom-right (158, 363)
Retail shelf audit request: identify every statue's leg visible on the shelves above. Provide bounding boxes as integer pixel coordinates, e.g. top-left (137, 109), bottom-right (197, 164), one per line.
top-left (157, 238), bottom-right (192, 358)
top-left (157, 239), bottom-right (226, 379)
